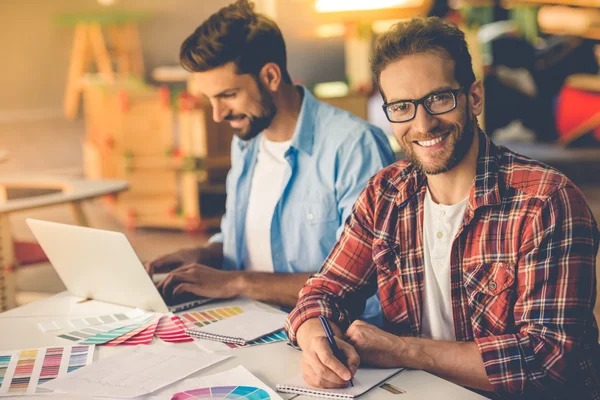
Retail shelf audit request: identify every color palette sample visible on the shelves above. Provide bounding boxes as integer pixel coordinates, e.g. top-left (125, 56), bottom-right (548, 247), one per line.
top-left (104, 315), bottom-right (161, 346)
top-left (8, 349), bottom-right (37, 394)
top-left (38, 309), bottom-right (145, 332)
top-left (0, 345), bottom-right (94, 396)
top-left (193, 330), bottom-right (287, 353)
top-left (120, 318), bottom-right (160, 345)
top-left (155, 314), bottom-right (194, 343)
top-left (56, 313), bottom-right (152, 343)
top-left (180, 306), bottom-right (245, 327)
top-left (172, 385), bottom-right (271, 400)
top-left (0, 354), bottom-right (10, 387)
top-left (230, 330), bottom-right (287, 348)
top-left (37, 347), bottom-right (63, 390)
top-left (80, 316), bottom-right (153, 345)
top-left (178, 305), bottom-right (287, 352)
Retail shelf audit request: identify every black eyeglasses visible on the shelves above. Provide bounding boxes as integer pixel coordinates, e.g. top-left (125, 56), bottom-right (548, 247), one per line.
top-left (382, 88), bottom-right (463, 123)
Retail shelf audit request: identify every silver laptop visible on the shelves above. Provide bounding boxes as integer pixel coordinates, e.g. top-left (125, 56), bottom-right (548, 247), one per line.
top-left (26, 219), bottom-right (212, 313)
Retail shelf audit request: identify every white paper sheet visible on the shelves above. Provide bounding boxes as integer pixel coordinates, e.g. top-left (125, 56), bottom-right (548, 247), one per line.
top-left (39, 346), bottom-right (229, 398)
top-left (141, 365), bottom-right (283, 400)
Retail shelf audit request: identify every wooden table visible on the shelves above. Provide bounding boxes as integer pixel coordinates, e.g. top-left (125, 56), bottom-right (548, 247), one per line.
top-left (0, 176), bottom-right (128, 311)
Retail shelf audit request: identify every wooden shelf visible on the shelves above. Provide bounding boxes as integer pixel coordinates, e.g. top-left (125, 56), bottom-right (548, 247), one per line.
top-left (503, 0), bottom-right (600, 8)
top-left (452, 0), bottom-right (493, 7)
top-left (541, 26), bottom-right (600, 39)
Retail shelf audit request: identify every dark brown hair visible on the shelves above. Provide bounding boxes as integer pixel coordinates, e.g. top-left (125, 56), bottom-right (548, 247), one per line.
top-left (371, 17), bottom-right (475, 98)
top-left (180, 0), bottom-right (292, 84)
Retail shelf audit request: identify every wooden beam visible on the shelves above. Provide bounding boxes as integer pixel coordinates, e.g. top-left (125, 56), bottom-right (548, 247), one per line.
top-left (312, 0), bottom-right (434, 25)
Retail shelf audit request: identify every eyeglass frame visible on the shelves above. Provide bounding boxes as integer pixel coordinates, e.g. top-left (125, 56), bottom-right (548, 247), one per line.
top-left (381, 87), bottom-right (465, 123)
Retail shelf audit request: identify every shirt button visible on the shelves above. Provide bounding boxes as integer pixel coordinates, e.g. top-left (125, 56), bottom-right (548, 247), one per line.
top-left (439, 209), bottom-right (446, 216)
top-left (488, 281), bottom-right (497, 291)
top-left (307, 213), bottom-right (314, 221)
top-left (436, 232), bottom-right (443, 239)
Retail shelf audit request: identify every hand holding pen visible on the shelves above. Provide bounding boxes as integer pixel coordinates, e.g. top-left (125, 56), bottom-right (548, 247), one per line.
top-left (319, 315), bottom-right (354, 387)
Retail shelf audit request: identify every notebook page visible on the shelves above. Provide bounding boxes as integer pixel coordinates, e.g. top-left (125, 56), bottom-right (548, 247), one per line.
top-left (276, 367), bottom-right (404, 399)
top-left (188, 309), bottom-right (286, 342)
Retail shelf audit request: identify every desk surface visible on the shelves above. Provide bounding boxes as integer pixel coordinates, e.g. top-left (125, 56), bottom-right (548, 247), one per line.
top-left (0, 292), bottom-right (486, 400)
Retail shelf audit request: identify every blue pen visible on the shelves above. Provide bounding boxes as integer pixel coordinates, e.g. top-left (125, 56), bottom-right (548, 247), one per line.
top-left (318, 315), bottom-right (354, 387)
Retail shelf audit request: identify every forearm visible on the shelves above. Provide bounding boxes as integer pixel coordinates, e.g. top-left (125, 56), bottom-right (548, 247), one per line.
top-left (399, 337), bottom-right (493, 392)
top-left (238, 272), bottom-right (312, 308)
top-left (201, 242), bottom-right (223, 269)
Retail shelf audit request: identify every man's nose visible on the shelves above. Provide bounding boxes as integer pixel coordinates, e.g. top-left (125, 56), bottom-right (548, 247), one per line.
top-left (411, 104), bottom-right (440, 134)
top-left (212, 101), bottom-right (227, 123)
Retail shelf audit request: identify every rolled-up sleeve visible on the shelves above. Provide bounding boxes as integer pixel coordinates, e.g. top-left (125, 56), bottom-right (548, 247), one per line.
top-left (285, 183), bottom-right (380, 344)
top-left (475, 184), bottom-right (599, 394)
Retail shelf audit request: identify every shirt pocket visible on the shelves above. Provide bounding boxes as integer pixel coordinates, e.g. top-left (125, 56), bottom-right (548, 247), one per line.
top-left (291, 201), bottom-right (338, 225)
top-left (372, 240), bottom-right (412, 332)
top-left (285, 200), bottom-right (340, 270)
top-left (463, 262), bottom-right (516, 336)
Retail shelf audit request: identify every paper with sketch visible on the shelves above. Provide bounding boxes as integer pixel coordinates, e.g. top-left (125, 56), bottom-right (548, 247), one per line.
top-left (142, 365), bottom-right (283, 400)
top-left (276, 367), bottom-right (404, 399)
top-left (39, 346), bottom-right (229, 398)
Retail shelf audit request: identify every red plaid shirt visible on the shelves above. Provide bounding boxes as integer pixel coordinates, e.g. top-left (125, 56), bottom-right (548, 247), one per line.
top-left (286, 132), bottom-right (600, 398)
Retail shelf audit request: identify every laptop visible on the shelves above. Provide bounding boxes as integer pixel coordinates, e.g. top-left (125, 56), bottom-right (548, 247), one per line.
top-left (26, 219), bottom-right (213, 313)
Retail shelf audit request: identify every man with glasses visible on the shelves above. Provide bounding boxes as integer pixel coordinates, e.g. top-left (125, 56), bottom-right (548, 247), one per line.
top-left (285, 17), bottom-right (600, 398)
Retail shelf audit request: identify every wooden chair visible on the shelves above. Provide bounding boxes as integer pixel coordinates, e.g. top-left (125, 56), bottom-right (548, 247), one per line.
top-left (0, 176), bottom-right (128, 311)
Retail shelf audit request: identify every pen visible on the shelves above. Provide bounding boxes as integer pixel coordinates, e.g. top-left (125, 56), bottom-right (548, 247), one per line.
top-left (318, 315), bottom-right (354, 387)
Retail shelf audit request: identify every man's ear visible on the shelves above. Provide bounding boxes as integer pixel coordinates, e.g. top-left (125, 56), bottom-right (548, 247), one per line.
top-left (259, 62), bottom-right (282, 92)
top-left (467, 80), bottom-right (484, 117)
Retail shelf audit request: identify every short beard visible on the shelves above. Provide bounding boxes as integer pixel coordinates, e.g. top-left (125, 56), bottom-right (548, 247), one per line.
top-left (230, 79), bottom-right (277, 141)
top-left (406, 109), bottom-right (475, 175)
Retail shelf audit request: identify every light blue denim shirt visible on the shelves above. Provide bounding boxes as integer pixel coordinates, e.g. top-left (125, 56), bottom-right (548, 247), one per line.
top-left (209, 87), bottom-right (395, 321)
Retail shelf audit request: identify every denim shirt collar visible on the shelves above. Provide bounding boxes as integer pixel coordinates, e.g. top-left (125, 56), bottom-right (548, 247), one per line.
top-left (289, 86), bottom-right (316, 156)
top-left (234, 85), bottom-right (316, 156)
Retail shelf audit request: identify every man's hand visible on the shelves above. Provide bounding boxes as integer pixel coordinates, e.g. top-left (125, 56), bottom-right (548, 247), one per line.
top-left (344, 320), bottom-right (405, 368)
top-left (297, 318), bottom-right (360, 389)
top-left (156, 263), bottom-right (243, 301)
top-left (145, 247), bottom-right (205, 275)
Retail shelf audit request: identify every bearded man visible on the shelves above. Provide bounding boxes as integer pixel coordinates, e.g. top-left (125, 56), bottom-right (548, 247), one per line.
top-left (286, 17), bottom-right (600, 399)
top-left (146, 0), bottom-right (394, 321)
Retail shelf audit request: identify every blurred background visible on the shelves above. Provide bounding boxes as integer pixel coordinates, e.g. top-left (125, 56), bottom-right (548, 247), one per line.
top-left (0, 0), bottom-right (599, 323)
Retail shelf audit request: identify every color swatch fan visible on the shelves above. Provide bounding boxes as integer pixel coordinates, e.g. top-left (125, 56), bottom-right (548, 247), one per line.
top-left (172, 385), bottom-right (271, 400)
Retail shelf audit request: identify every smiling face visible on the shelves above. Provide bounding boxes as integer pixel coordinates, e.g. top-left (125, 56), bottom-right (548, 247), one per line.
top-left (192, 62), bottom-right (277, 141)
top-left (380, 52), bottom-right (480, 175)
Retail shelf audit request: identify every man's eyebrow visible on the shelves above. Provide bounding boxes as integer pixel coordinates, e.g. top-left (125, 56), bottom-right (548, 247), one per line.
top-left (387, 85), bottom-right (455, 103)
top-left (214, 88), bottom-right (239, 98)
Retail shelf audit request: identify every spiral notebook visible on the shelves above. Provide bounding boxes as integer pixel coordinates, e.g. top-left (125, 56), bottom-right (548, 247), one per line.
top-left (184, 309), bottom-right (286, 345)
top-left (276, 367), bottom-right (404, 399)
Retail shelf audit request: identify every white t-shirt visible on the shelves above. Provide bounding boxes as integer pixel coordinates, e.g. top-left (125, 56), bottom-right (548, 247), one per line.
top-left (421, 188), bottom-right (468, 341)
top-left (243, 136), bottom-right (291, 273)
